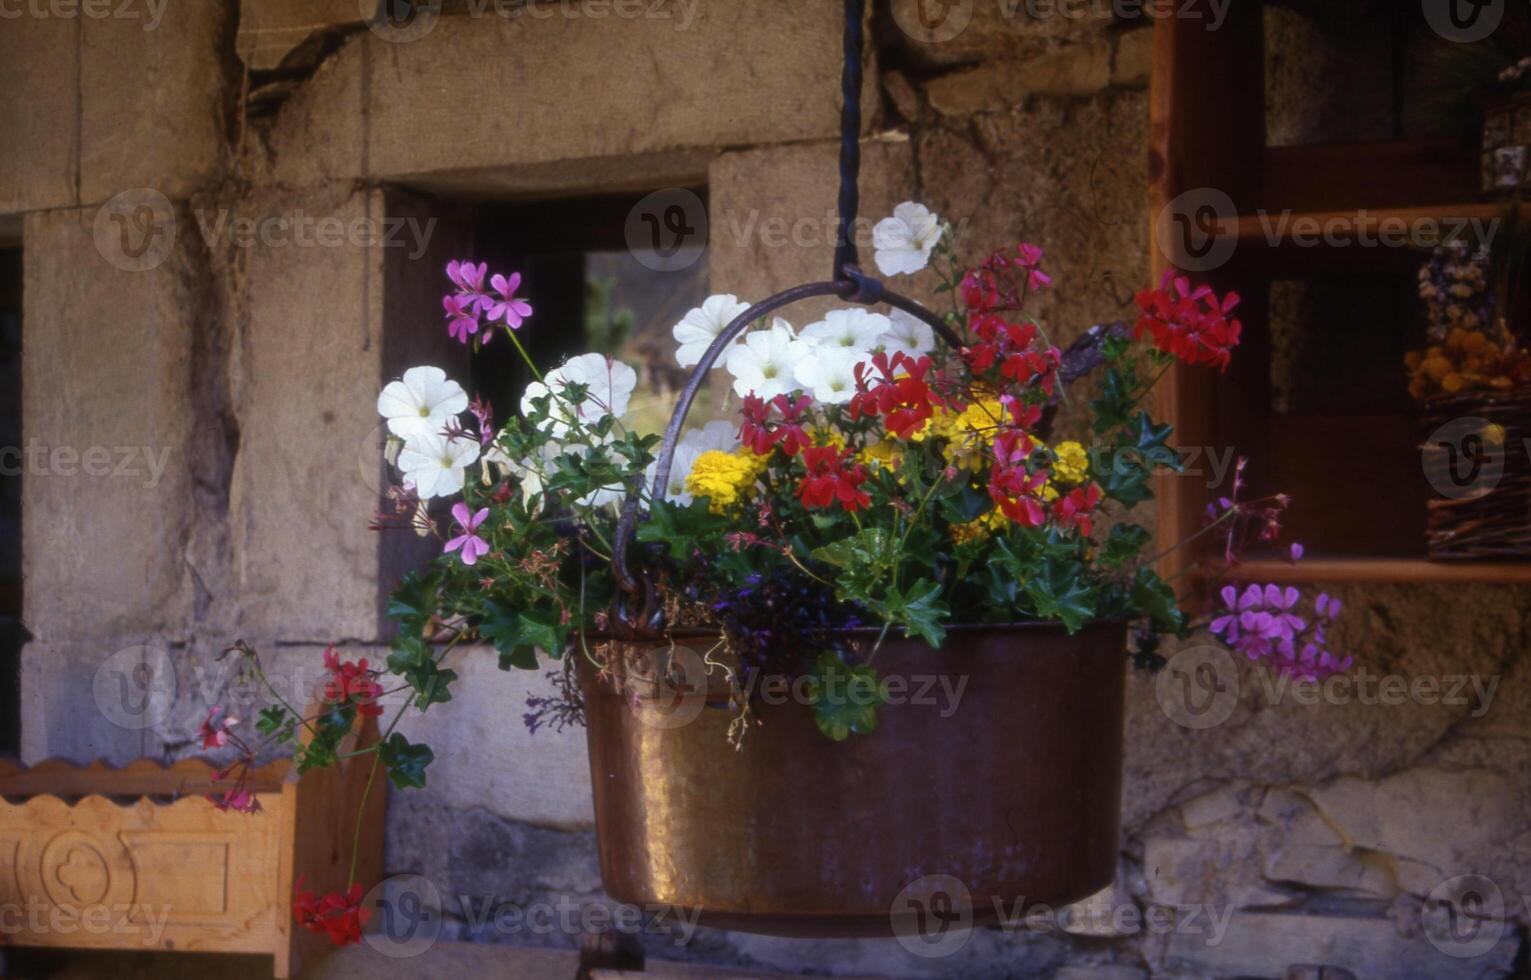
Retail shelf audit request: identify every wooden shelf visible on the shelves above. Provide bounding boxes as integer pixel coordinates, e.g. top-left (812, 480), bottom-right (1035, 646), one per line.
top-left (1229, 202), bottom-right (1516, 245)
top-left (1225, 558), bottom-right (1531, 585)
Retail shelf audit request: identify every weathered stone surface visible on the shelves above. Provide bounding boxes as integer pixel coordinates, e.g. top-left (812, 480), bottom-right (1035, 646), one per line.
top-left (0, 14), bottom-right (77, 213)
top-left (915, 88), bottom-right (1147, 350)
top-left (887, 0), bottom-right (1115, 68)
top-left (270, 2), bottom-right (873, 187)
top-left (925, 44), bottom-right (1113, 116)
top-left (20, 639), bottom-right (171, 764)
top-left (395, 649), bottom-right (596, 829)
top-left (708, 136), bottom-right (916, 325)
top-left (21, 207), bottom-right (195, 643)
top-left (1123, 582), bottom-right (1530, 831)
top-left (1111, 26), bottom-right (1152, 86)
top-left (229, 185), bottom-right (386, 641)
top-left (236, 0), bottom-right (364, 72)
top-left (79, 2), bottom-right (231, 204)
top-left (1150, 910), bottom-right (1521, 980)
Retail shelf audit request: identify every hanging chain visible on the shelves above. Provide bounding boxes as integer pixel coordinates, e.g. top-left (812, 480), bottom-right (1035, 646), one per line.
top-left (834, 0), bottom-right (866, 287)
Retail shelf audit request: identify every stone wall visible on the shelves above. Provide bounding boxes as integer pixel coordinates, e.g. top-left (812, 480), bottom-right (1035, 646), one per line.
top-left (4, 2), bottom-right (1528, 978)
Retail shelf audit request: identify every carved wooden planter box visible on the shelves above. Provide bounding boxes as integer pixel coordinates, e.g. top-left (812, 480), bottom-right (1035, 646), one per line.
top-left (0, 723), bottom-right (383, 978)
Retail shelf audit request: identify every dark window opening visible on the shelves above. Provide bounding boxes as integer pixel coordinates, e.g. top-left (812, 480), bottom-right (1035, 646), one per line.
top-left (466, 193), bottom-right (711, 434)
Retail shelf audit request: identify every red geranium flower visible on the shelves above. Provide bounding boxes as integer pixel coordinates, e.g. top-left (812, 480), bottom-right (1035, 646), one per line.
top-left (739, 393), bottom-right (813, 457)
top-left (322, 646), bottom-right (384, 718)
top-left (294, 877), bottom-right (372, 947)
top-left (850, 351), bottom-right (943, 439)
top-left (1051, 483), bottom-right (1103, 537)
top-left (797, 446), bottom-right (871, 513)
top-left (1133, 271), bottom-right (1242, 371)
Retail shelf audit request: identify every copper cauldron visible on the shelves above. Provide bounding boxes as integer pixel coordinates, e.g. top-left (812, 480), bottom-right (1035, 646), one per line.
top-left (578, 621), bottom-right (1127, 937)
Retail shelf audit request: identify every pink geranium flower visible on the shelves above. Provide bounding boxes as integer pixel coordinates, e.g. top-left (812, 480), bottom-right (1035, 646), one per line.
top-left (444, 503), bottom-right (491, 566)
top-left (484, 272), bottom-right (534, 330)
top-left (198, 706), bottom-right (236, 750)
top-left (446, 260), bottom-right (488, 305)
top-left (443, 294), bottom-right (480, 344)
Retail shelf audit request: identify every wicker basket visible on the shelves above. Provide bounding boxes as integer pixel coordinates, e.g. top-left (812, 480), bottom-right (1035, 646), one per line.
top-left (1481, 93), bottom-right (1531, 194)
top-left (1421, 387), bottom-right (1531, 559)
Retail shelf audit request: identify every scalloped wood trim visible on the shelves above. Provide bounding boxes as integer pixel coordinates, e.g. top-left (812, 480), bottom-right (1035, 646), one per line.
top-left (0, 755), bottom-right (291, 798)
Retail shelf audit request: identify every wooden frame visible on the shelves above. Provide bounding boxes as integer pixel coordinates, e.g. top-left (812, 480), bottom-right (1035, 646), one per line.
top-left (1148, 1), bottom-right (1531, 586)
top-left (0, 715), bottom-right (382, 978)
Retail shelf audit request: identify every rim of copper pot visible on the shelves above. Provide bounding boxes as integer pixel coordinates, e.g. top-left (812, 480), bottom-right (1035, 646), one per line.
top-left (580, 618), bottom-right (1129, 644)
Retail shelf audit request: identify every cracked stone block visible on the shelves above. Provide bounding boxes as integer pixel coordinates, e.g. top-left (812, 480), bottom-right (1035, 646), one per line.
top-left (0, 14), bottom-right (77, 213)
top-left (915, 87), bottom-right (1148, 350)
top-left (394, 649), bottom-right (596, 829)
top-left (1152, 911), bottom-right (1521, 980)
top-left (236, 0), bottom-right (364, 72)
top-left (270, 1), bottom-right (871, 187)
top-left (230, 185), bottom-right (386, 642)
top-left (79, 2), bottom-right (232, 205)
top-left (707, 137), bottom-right (915, 326)
top-left (20, 639), bottom-right (172, 764)
top-left (21, 208), bottom-right (195, 645)
top-left (887, 0), bottom-right (1115, 69)
top-left (925, 43), bottom-right (1114, 116)
top-left (1302, 770), bottom-right (1521, 897)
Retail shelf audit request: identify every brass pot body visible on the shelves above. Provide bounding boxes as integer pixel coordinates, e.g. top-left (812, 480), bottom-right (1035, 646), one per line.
top-left (578, 621), bottom-right (1127, 937)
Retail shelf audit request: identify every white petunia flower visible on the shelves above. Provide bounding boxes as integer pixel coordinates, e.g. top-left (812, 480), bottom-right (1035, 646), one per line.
top-left (377, 366), bottom-right (469, 441)
top-left (520, 353), bottom-right (638, 440)
top-left (723, 318), bottom-right (811, 400)
top-left (645, 420), bottom-right (741, 504)
top-left (795, 346), bottom-right (871, 405)
top-left (672, 294), bottom-right (752, 369)
top-left (872, 202), bottom-right (943, 277)
top-left (879, 309), bottom-right (937, 357)
top-left (396, 432), bottom-right (481, 500)
top-left (800, 308), bottom-right (890, 353)
top-left (680, 419), bottom-right (740, 454)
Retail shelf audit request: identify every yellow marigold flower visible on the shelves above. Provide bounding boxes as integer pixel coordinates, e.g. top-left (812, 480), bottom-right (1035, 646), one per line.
top-left (858, 440), bottom-right (904, 470)
top-left (907, 406), bottom-right (958, 443)
top-left (1052, 441), bottom-right (1090, 484)
top-left (950, 508), bottom-right (1009, 545)
top-left (685, 450), bottom-right (761, 513)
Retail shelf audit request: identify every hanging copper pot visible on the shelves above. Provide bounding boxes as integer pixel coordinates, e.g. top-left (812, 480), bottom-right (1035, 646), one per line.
top-left (578, 621), bottom-right (1126, 936)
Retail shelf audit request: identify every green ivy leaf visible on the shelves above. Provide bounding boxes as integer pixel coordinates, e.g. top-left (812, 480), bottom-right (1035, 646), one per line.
top-left (1023, 562), bottom-right (1096, 633)
top-left (805, 652), bottom-right (884, 741)
top-left (255, 705), bottom-right (288, 737)
top-left (378, 732), bottom-right (434, 790)
top-left (1130, 566), bottom-right (1186, 633)
top-left (876, 578), bottom-right (949, 647)
top-left (1100, 523), bottom-right (1152, 568)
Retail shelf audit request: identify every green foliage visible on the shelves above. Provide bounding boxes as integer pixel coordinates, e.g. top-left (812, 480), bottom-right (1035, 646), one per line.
top-left (805, 652), bottom-right (885, 741)
top-left (378, 732), bottom-right (434, 789)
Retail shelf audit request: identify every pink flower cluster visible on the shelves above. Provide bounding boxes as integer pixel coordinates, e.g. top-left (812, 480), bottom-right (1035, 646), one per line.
top-left (443, 260), bottom-right (534, 345)
top-left (1211, 584), bottom-right (1352, 681)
